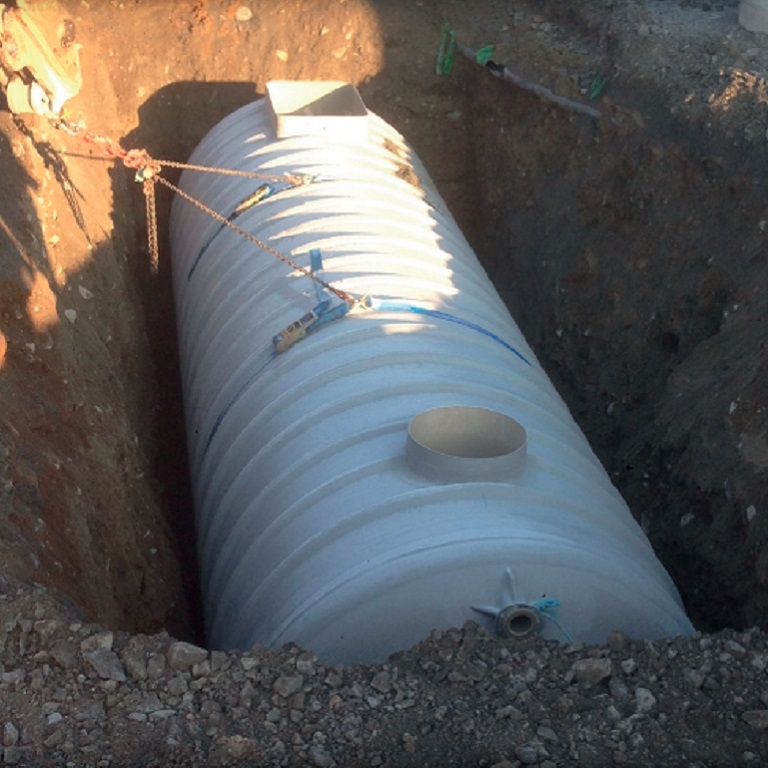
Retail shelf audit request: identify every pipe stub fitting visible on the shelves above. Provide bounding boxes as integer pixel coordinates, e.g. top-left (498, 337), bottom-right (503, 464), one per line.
top-left (406, 405), bottom-right (527, 483)
top-left (495, 604), bottom-right (541, 639)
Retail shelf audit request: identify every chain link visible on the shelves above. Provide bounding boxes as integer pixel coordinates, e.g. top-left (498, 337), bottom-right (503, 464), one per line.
top-left (143, 177), bottom-right (159, 276)
top-left (49, 116), bottom-right (348, 299)
top-left (154, 175), bottom-right (355, 304)
top-left (157, 159), bottom-right (311, 186)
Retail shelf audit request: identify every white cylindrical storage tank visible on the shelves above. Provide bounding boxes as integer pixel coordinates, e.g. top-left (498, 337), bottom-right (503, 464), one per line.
top-left (739, 0), bottom-right (768, 33)
top-left (169, 82), bottom-right (693, 665)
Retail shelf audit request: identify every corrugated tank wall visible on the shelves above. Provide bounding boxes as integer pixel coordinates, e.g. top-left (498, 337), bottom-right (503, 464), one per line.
top-left (169, 83), bottom-right (693, 664)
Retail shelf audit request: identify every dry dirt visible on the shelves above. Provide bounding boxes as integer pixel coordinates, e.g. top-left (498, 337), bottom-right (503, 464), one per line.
top-left (0, 0), bottom-right (767, 763)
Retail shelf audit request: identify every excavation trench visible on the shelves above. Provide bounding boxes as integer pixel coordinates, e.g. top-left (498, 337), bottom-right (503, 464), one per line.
top-left (1, 0), bottom-right (766, 651)
top-left (141, 76), bottom-right (766, 648)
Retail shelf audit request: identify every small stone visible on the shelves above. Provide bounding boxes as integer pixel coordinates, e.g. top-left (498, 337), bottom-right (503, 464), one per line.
top-left (370, 671), bottom-right (392, 693)
top-left (273, 675), bottom-right (303, 698)
top-left (295, 652), bottom-right (317, 676)
top-left (2, 746), bottom-right (21, 765)
top-left (742, 710), bottom-right (768, 729)
top-left (495, 705), bottom-right (523, 721)
top-left (308, 745), bottom-right (335, 767)
top-left (537, 726), bottom-right (558, 743)
top-left (325, 671), bottom-right (343, 687)
top-left (607, 631), bottom-right (630, 653)
top-left (0, 669), bottom-right (24, 686)
top-left (83, 649), bottom-right (126, 682)
top-left (234, 5), bottom-right (252, 22)
top-left (71, 699), bottom-right (106, 722)
top-left (43, 729), bottom-right (64, 748)
top-left (80, 631), bottom-right (114, 654)
top-left (609, 677), bottom-right (630, 703)
top-left (515, 744), bottom-right (540, 765)
top-left (167, 675), bottom-right (188, 696)
top-left (121, 649), bottom-right (148, 681)
top-left (167, 641), bottom-right (208, 672)
top-left (148, 709), bottom-right (177, 721)
top-left (3, 722), bottom-right (18, 748)
top-left (77, 285), bottom-right (93, 300)
top-left (564, 640), bottom-right (584, 654)
top-left (606, 705), bottom-right (622, 721)
top-left (137, 694), bottom-right (163, 714)
top-left (620, 658), bottom-right (637, 675)
top-left (629, 732), bottom-right (646, 749)
top-left (635, 687), bottom-right (657, 713)
top-left (49, 640), bottom-right (78, 669)
top-left (684, 668), bottom-right (705, 688)
top-left (572, 657), bottom-right (612, 688)
top-left (147, 653), bottom-right (166, 679)
top-left (63, 308), bottom-right (77, 323)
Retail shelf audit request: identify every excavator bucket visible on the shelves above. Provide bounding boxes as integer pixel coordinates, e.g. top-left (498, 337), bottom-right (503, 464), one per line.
top-left (0, 1), bottom-right (82, 115)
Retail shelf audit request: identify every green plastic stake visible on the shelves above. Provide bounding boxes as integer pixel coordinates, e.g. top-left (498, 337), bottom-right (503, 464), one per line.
top-left (475, 45), bottom-right (496, 65)
top-left (589, 75), bottom-right (607, 100)
top-left (436, 24), bottom-right (456, 75)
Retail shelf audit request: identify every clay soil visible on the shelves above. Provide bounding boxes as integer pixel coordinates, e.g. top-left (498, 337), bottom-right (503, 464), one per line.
top-left (0, 0), bottom-right (767, 678)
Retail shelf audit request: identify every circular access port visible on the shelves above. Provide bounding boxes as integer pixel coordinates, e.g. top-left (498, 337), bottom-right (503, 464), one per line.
top-left (406, 405), bottom-right (526, 482)
top-left (496, 604), bottom-right (541, 639)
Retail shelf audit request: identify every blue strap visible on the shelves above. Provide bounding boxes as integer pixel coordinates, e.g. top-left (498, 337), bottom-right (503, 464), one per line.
top-left (310, 248), bottom-right (324, 273)
top-left (370, 299), bottom-right (532, 366)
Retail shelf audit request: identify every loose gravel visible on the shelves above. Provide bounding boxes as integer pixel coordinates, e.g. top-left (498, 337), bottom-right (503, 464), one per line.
top-left (0, 577), bottom-right (766, 767)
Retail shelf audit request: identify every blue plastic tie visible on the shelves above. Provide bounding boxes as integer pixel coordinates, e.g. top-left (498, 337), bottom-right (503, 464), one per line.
top-left (310, 248), bottom-right (323, 273)
top-left (201, 298), bottom-right (350, 461)
top-left (532, 598), bottom-right (573, 643)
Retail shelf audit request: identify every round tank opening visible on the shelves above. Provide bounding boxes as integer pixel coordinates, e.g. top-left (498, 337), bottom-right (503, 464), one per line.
top-left (406, 406), bottom-right (527, 482)
top-left (496, 605), bottom-right (540, 639)
top-left (409, 406), bottom-right (526, 459)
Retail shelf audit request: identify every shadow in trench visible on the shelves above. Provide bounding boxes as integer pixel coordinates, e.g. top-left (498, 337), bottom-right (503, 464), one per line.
top-left (117, 81), bottom-right (261, 646)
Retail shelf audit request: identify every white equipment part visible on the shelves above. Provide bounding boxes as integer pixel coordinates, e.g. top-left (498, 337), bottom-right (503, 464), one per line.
top-left (169, 82), bottom-right (693, 664)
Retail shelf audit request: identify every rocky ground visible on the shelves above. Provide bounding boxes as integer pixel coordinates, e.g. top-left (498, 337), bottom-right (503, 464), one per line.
top-left (1, 572), bottom-right (767, 767)
top-left (1, 0), bottom-right (767, 765)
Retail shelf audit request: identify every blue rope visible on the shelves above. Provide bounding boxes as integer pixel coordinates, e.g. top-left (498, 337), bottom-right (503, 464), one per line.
top-left (532, 598), bottom-right (573, 643)
top-left (370, 299), bottom-right (532, 366)
top-left (200, 294), bottom-right (531, 461)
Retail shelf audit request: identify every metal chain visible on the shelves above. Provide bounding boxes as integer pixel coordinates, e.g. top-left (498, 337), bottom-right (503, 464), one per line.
top-left (143, 177), bottom-right (159, 276)
top-left (154, 174), bottom-right (356, 304)
top-left (49, 115), bottom-right (351, 301)
top-left (157, 159), bottom-right (311, 187)
top-left (52, 116), bottom-right (308, 184)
